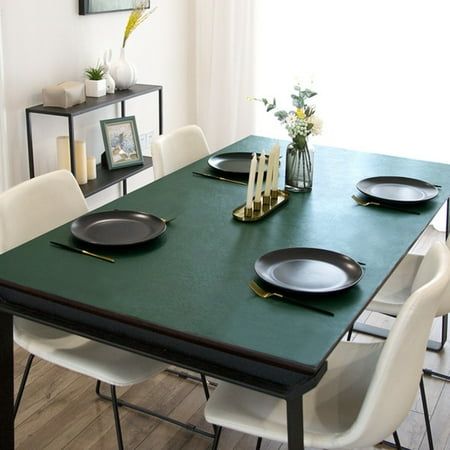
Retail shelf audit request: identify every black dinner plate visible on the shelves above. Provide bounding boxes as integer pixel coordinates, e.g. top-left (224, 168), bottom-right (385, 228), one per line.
top-left (255, 248), bottom-right (363, 294)
top-left (71, 210), bottom-right (166, 246)
top-left (356, 176), bottom-right (438, 204)
top-left (208, 152), bottom-right (265, 174)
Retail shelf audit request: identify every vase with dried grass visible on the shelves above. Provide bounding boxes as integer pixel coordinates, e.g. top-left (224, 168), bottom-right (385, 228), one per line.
top-left (112, 1), bottom-right (156, 90)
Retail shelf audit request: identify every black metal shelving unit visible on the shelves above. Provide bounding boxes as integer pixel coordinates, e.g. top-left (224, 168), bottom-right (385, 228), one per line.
top-left (25, 84), bottom-right (163, 197)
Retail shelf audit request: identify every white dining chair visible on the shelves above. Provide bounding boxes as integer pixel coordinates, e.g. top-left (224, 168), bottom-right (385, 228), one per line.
top-left (0, 170), bottom-right (212, 449)
top-left (151, 124), bottom-right (216, 388)
top-left (348, 232), bottom-right (450, 382)
top-left (204, 241), bottom-right (450, 450)
top-left (151, 124), bottom-right (211, 179)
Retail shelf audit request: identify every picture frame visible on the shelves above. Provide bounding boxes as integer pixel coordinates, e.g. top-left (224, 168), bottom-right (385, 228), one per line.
top-left (100, 116), bottom-right (144, 170)
top-left (79, 0), bottom-right (150, 15)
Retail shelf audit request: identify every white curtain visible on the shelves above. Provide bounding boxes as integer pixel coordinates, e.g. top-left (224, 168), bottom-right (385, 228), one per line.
top-left (0, 9), bottom-right (8, 192)
top-left (194, 0), bottom-right (255, 151)
top-left (253, 0), bottom-right (450, 164)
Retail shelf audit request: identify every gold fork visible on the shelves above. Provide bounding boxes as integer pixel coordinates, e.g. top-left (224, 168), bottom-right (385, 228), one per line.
top-left (161, 217), bottom-right (176, 224)
top-left (249, 280), bottom-right (334, 316)
top-left (351, 195), bottom-right (420, 215)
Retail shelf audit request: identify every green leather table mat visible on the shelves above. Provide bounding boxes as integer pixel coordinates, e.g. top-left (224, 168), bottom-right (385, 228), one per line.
top-left (1, 135), bottom-right (450, 371)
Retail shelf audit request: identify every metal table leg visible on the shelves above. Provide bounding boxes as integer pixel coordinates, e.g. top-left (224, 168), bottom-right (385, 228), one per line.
top-left (0, 311), bottom-right (14, 449)
top-left (286, 393), bottom-right (304, 450)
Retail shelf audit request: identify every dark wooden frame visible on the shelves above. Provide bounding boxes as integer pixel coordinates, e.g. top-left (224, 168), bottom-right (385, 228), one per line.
top-left (79, 0), bottom-right (150, 15)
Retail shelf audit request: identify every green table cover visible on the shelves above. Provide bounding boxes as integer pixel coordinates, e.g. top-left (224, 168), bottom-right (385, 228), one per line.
top-left (1, 136), bottom-right (450, 371)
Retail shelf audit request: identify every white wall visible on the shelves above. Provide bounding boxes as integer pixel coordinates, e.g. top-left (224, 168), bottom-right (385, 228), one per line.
top-left (0, 9), bottom-right (8, 192)
top-left (0, 0), bottom-right (195, 204)
top-left (254, 0), bottom-right (450, 164)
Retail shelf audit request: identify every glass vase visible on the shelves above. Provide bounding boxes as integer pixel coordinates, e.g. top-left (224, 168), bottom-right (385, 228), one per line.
top-left (285, 140), bottom-right (314, 192)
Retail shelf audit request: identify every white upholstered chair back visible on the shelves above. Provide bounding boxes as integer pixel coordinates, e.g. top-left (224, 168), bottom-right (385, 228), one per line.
top-left (151, 125), bottom-right (210, 180)
top-left (0, 170), bottom-right (88, 254)
top-left (349, 241), bottom-right (449, 445)
top-left (0, 170), bottom-right (89, 346)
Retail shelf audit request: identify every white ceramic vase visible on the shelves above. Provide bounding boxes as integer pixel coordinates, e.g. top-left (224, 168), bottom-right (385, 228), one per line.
top-left (85, 79), bottom-right (107, 98)
top-left (111, 47), bottom-right (136, 90)
top-left (103, 48), bottom-right (116, 94)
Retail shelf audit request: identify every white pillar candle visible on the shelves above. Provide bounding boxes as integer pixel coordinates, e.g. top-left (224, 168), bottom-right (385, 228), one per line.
top-left (254, 151), bottom-right (266, 204)
top-left (264, 147), bottom-right (275, 197)
top-left (271, 144), bottom-right (281, 192)
top-left (87, 156), bottom-right (97, 180)
top-left (56, 136), bottom-right (71, 171)
top-left (74, 140), bottom-right (88, 185)
top-left (246, 153), bottom-right (257, 210)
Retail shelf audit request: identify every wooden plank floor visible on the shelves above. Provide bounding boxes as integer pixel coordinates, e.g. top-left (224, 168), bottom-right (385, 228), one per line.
top-left (12, 226), bottom-right (450, 449)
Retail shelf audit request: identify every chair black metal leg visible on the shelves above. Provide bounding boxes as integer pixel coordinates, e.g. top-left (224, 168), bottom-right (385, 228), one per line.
top-left (346, 324), bottom-right (353, 341)
top-left (200, 374), bottom-right (223, 440)
top-left (422, 315), bottom-right (449, 381)
top-left (423, 368), bottom-right (450, 381)
top-left (211, 426), bottom-right (222, 450)
top-left (13, 353), bottom-right (35, 419)
top-left (165, 367), bottom-right (217, 387)
top-left (95, 379), bottom-right (101, 396)
top-left (95, 381), bottom-right (215, 439)
top-left (355, 314), bottom-right (449, 381)
top-left (440, 314), bottom-right (448, 350)
top-left (420, 376), bottom-right (434, 450)
top-left (110, 385), bottom-right (124, 450)
top-left (201, 373), bottom-right (210, 400)
top-left (381, 431), bottom-right (411, 450)
top-left (256, 436), bottom-right (262, 450)
top-left (353, 313), bottom-right (448, 352)
top-left (393, 431), bottom-right (402, 450)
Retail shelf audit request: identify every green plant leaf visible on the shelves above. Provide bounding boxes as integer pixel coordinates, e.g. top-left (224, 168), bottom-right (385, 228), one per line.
top-left (291, 94), bottom-right (304, 108)
top-left (303, 89), bottom-right (317, 98)
top-left (274, 110), bottom-right (288, 121)
top-left (85, 63), bottom-right (105, 80)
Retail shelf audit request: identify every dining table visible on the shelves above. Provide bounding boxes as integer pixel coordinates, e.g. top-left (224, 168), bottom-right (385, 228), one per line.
top-left (1, 135), bottom-right (450, 450)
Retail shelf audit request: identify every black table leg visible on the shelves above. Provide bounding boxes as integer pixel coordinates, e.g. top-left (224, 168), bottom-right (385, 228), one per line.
top-left (286, 393), bottom-right (304, 450)
top-left (0, 311), bottom-right (14, 449)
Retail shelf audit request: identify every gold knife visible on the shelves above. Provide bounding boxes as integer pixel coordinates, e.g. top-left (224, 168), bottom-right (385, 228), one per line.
top-left (192, 171), bottom-right (247, 186)
top-left (50, 241), bottom-right (115, 263)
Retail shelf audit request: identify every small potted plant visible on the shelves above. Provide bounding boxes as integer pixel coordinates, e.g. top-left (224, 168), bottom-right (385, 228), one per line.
top-left (84, 63), bottom-right (107, 97)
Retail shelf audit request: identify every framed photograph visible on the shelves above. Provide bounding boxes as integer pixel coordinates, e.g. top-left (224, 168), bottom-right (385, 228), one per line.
top-left (100, 116), bottom-right (144, 170)
top-left (79, 0), bottom-right (150, 15)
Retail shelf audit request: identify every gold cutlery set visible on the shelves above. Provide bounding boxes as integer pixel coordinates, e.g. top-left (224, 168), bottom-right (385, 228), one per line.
top-left (249, 281), bottom-right (334, 317)
top-left (192, 171), bottom-right (247, 186)
top-left (50, 241), bottom-right (115, 263)
top-left (351, 195), bottom-right (420, 215)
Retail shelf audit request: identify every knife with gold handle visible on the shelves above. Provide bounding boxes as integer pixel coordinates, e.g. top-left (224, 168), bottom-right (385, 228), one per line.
top-left (50, 241), bottom-right (115, 263)
top-left (192, 171), bottom-right (247, 186)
